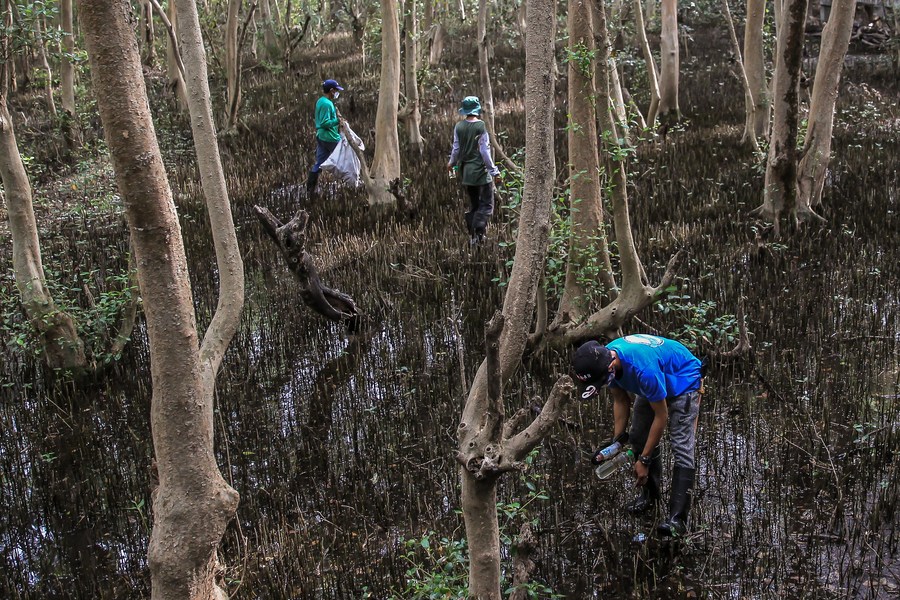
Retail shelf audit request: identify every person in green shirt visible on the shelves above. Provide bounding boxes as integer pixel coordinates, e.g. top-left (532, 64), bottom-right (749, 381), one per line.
top-left (447, 96), bottom-right (501, 244)
top-left (306, 79), bottom-right (345, 196)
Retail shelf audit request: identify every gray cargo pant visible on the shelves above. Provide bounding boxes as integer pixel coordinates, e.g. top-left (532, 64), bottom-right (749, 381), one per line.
top-left (629, 390), bottom-right (701, 469)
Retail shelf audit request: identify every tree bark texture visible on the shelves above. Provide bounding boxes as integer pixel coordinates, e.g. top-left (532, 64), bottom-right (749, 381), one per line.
top-left (258, 0), bottom-right (280, 60)
top-left (658, 0), bottom-right (680, 119)
top-left (369, 0), bottom-right (402, 205)
top-left (721, 0), bottom-right (760, 153)
top-left (555, 0), bottom-right (615, 327)
top-left (743, 0), bottom-right (770, 143)
top-left (459, 0), bottom-right (559, 596)
top-left (756, 0), bottom-right (809, 230)
top-left (141, 0), bottom-right (156, 66)
top-left (162, 0), bottom-right (190, 112)
top-left (633, 0), bottom-right (660, 126)
top-left (797, 0), bottom-right (856, 213)
top-left (80, 1), bottom-right (240, 599)
top-left (225, 0), bottom-right (242, 128)
top-left (403, 0), bottom-right (424, 154)
top-left (35, 18), bottom-right (57, 117)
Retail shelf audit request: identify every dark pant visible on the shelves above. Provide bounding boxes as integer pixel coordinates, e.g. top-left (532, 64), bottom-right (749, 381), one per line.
top-left (311, 138), bottom-right (338, 173)
top-left (463, 183), bottom-right (494, 236)
top-left (630, 390), bottom-right (701, 469)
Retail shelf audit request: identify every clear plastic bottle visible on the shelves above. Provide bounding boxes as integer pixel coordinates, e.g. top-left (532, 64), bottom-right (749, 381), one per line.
top-left (597, 440), bottom-right (624, 461)
top-left (594, 448), bottom-right (635, 480)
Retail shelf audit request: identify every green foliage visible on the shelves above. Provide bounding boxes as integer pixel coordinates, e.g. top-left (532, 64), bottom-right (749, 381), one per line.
top-left (654, 285), bottom-right (741, 352)
top-left (563, 41), bottom-right (596, 78)
top-left (390, 450), bottom-right (563, 599)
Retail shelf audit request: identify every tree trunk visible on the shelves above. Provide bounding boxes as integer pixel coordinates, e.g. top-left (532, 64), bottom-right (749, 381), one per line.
top-left (224, 0), bottom-right (242, 129)
top-left (722, 0), bottom-right (760, 153)
top-left (164, 0), bottom-right (190, 112)
top-left (60, 0), bottom-right (81, 147)
top-left (369, 0), bottom-right (401, 205)
top-left (797, 0), bottom-right (856, 213)
top-left (141, 0), bottom-right (156, 67)
top-left (460, 0), bottom-right (559, 596)
top-left (554, 0), bottom-right (615, 328)
top-left (753, 0), bottom-right (808, 231)
top-left (633, 0), bottom-right (660, 126)
top-left (92, 0), bottom-right (243, 595)
top-left (35, 17), bottom-right (57, 118)
top-left (743, 0), bottom-right (769, 143)
top-left (477, 0), bottom-right (517, 173)
top-left (0, 20), bottom-right (85, 369)
top-left (403, 0), bottom-right (424, 154)
top-left (658, 0), bottom-right (680, 119)
top-left (259, 0), bottom-right (279, 61)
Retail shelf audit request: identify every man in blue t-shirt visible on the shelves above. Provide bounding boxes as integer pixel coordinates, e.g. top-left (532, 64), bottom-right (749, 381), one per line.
top-left (306, 79), bottom-right (345, 197)
top-left (571, 334), bottom-right (703, 537)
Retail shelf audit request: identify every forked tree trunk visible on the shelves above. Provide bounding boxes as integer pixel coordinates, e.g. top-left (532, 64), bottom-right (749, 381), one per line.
top-left (553, 0), bottom-right (681, 346)
top-left (90, 0), bottom-right (242, 596)
top-left (633, 0), bottom-right (660, 126)
top-left (554, 0), bottom-right (615, 328)
top-left (369, 0), bottom-right (401, 205)
top-left (460, 0), bottom-right (558, 596)
top-left (658, 0), bottom-right (680, 120)
top-left (722, 0), bottom-right (760, 153)
top-left (141, 0), bottom-right (156, 66)
top-left (162, 0), bottom-right (190, 112)
top-left (0, 96), bottom-right (86, 369)
top-left (258, 0), bottom-right (279, 60)
top-left (224, 0), bottom-right (242, 129)
top-left (797, 0), bottom-right (856, 214)
top-left (753, 0), bottom-right (809, 232)
top-left (477, 0), bottom-right (518, 173)
top-left (403, 0), bottom-right (424, 154)
top-left (743, 0), bottom-right (769, 143)
top-left (601, 0), bottom-right (631, 139)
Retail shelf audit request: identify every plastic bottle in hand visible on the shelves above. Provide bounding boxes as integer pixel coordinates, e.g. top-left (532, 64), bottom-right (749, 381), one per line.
top-left (595, 448), bottom-right (635, 480)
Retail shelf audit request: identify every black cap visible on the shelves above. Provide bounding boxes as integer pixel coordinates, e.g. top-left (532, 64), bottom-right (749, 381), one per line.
top-left (570, 341), bottom-right (613, 400)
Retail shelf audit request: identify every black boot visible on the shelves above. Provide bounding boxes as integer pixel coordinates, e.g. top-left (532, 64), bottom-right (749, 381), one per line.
top-left (657, 466), bottom-right (695, 537)
top-left (625, 453), bottom-right (661, 515)
top-left (306, 170), bottom-right (320, 196)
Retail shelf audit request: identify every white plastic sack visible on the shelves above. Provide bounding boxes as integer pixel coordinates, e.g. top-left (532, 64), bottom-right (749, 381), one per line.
top-left (321, 124), bottom-right (365, 187)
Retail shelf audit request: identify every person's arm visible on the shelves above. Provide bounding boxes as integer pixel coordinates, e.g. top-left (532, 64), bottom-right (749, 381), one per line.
top-left (478, 133), bottom-right (500, 177)
top-left (316, 101), bottom-right (340, 129)
top-left (609, 386), bottom-right (631, 440)
top-left (633, 399), bottom-right (668, 486)
top-left (448, 128), bottom-right (460, 167)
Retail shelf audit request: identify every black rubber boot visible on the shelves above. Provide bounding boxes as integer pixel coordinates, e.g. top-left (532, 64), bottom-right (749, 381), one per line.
top-left (625, 452), bottom-right (661, 515)
top-left (657, 466), bottom-right (695, 537)
top-left (306, 170), bottom-right (320, 196)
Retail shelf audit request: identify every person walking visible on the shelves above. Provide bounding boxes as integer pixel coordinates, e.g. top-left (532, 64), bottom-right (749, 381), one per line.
top-left (571, 334), bottom-right (703, 537)
top-left (306, 79), bottom-right (345, 196)
top-left (447, 96), bottom-right (500, 244)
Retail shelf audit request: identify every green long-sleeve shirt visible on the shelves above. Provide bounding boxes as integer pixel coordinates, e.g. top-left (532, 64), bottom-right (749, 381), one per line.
top-left (315, 96), bottom-right (340, 142)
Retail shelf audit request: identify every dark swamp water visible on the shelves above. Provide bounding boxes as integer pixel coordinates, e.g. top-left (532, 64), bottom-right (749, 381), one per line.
top-left (1, 25), bottom-right (899, 600)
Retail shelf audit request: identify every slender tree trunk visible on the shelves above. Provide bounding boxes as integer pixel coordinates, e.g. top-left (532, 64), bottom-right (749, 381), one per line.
top-left (633, 0), bottom-right (660, 126)
top-left (369, 0), bottom-right (401, 205)
top-left (797, 0), bottom-right (856, 214)
top-left (722, 0), bottom-right (760, 153)
top-left (259, 0), bottom-right (279, 60)
top-left (141, 0), bottom-right (156, 67)
top-left (753, 0), bottom-right (808, 232)
top-left (59, 0), bottom-right (81, 148)
top-left (162, 0), bottom-right (190, 112)
top-left (658, 0), bottom-right (680, 119)
top-left (403, 0), bottom-right (424, 154)
top-left (554, 0), bottom-right (615, 327)
top-left (224, 0), bottom-right (242, 128)
top-left (0, 15), bottom-right (85, 369)
top-left (35, 17), bottom-right (57, 118)
top-left (743, 0), bottom-right (769, 143)
top-left (460, 0), bottom-right (558, 595)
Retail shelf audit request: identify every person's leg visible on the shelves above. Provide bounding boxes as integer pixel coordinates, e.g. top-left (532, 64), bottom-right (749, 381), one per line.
top-left (658, 390), bottom-right (701, 536)
top-left (307, 139), bottom-right (338, 194)
top-left (626, 396), bottom-right (661, 514)
top-left (464, 185), bottom-right (480, 237)
top-left (470, 182), bottom-right (495, 240)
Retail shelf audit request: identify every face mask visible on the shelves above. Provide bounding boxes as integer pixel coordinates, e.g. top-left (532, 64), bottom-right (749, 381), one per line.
top-left (333, 91), bottom-right (340, 99)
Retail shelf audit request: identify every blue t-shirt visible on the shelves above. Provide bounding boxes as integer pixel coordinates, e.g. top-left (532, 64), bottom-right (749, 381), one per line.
top-left (608, 334), bottom-right (701, 402)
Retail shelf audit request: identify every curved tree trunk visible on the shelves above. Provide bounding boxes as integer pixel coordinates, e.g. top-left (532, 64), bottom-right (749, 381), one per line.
top-left (369, 0), bottom-right (401, 205)
top-left (633, 0), bottom-right (660, 126)
top-left (753, 0), bottom-right (809, 231)
top-left (743, 0), bottom-right (769, 144)
top-left (403, 0), bottom-right (424, 154)
top-left (35, 17), bottom-right (57, 118)
top-left (554, 0), bottom-right (615, 328)
top-left (797, 0), bottom-right (856, 213)
top-left (658, 0), bottom-right (680, 120)
top-left (459, 0), bottom-right (558, 597)
top-left (141, 0), bottom-right (156, 67)
top-left (0, 36), bottom-right (85, 369)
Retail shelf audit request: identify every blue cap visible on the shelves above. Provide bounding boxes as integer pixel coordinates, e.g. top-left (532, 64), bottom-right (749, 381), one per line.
top-left (323, 79), bottom-right (344, 92)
